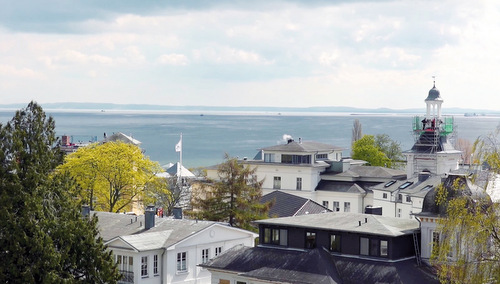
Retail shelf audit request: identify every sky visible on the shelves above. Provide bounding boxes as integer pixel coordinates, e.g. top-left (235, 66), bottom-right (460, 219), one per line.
top-left (1, 0), bottom-right (500, 110)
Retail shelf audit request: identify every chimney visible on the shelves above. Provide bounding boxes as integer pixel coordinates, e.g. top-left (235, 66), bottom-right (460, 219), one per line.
top-left (145, 205), bottom-right (156, 230)
top-left (299, 137), bottom-right (302, 144)
top-left (173, 207), bottom-right (183, 219)
top-left (81, 205), bottom-right (90, 217)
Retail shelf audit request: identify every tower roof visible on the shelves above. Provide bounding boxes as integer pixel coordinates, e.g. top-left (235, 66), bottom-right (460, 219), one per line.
top-left (425, 82), bottom-right (442, 101)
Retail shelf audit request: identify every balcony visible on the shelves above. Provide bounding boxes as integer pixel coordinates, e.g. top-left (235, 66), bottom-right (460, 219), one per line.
top-left (118, 270), bottom-right (134, 284)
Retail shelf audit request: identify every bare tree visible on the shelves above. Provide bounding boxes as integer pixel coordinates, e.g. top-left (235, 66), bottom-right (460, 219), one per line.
top-left (456, 138), bottom-right (473, 165)
top-left (351, 119), bottom-right (362, 155)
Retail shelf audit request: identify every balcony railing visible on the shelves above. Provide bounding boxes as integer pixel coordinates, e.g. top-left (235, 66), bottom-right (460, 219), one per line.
top-left (118, 270), bottom-right (134, 284)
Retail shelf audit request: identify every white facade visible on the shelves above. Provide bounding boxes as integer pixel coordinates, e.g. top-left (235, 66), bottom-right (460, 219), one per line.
top-left (104, 221), bottom-right (257, 284)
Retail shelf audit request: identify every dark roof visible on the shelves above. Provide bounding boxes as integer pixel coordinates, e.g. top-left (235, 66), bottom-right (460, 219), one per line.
top-left (407, 131), bottom-right (458, 153)
top-left (260, 191), bottom-right (330, 218)
top-left (418, 173), bottom-right (490, 217)
top-left (425, 83), bottom-right (442, 101)
top-left (201, 245), bottom-right (342, 284)
top-left (202, 245), bottom-right (439, 284)
top-left (261, 140), bottom-right (342, 153)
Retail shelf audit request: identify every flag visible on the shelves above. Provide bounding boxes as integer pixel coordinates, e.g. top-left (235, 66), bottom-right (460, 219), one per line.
top-left (175, 138), bottom-right (182, 152)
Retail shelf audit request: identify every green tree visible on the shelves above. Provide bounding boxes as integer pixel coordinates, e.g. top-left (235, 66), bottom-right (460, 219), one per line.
top-left (58, 141), bottom-right (162, 212)
top-left (351, 135), bottom-right (392, 167)
top-left (189, 154), bottom-right (272, 231)
top-left (0, 102), bottom-right (120, 283)
top-left (374, 134), bottom-right (403, 163)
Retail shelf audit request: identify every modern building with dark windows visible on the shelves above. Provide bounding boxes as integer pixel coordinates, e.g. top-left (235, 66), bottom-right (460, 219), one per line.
top-left (201, 212), bottom-right (439, 283)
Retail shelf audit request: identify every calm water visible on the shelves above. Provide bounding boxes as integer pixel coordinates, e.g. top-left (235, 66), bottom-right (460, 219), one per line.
top-left (1, 109), bottom-right (499, 168)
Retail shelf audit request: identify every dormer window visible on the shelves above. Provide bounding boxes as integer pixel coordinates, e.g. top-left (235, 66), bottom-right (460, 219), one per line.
top-left (264, 153), bottom-right (275, 163)
top-left (316, 153), bottom-right (328, 160)
top-left (384, 180), bottom-right (396, 187)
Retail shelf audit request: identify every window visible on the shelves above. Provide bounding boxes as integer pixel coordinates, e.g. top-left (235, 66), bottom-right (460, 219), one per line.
top-left (215, 246), bottom-right (223, 257)
top-left (333, 201), bottom-right (340, 212)
top-left (263, 228), bottom-right (287, 246)
top-left (236, 281), bottom-right (247, 284)
top-left (296, 177), bottom-right (302, 190)
top-left (116, 255), bottom-right (134, 282)
top-left (306, 231), bottom-right (316, 249)
top-left (141, 256), bottom-right (148, 277)
top-left (399, 181), bottom-right (414, 189)
top-left (281, 154), bottom-right (311, 164)
top-left (397, 194), bottom-right (402, 202)
top-left (344, 202), bottom-right (350, 212)
top-left (316, 153), bottom-right (328, 160)
top-left (380, 240), bottom-right (388, 256)
top-left (202, 248), bottom-right (209, 264)
top-left (397, 208), bottom-right (402, 218)
top-left (406, 195), bottom-right (412, 203)
top-left (330, 234), bottom-right (341, 252)
top-left (322, 201), bottom-right (329, 209)
top-left (153, 254), bottom-right (159, 276)
top-left (382, 193), bottom-right (388, 199)
top-left (432, 231), bottom-right (440, 255)
top-left (177, 252), bottom-right (187, 273)
top-left (360, 238), bottom-right (388, 257)
top-left (370, 239), bottom-right (380, 256)
top-left (384, 180), bottom-right (396, 187)
top-left (360, 237), bottom-right (369, 255)
top-left (273, 176), bottom-right (281, 189)
top-left (264, 153), bottom-right (275, 162)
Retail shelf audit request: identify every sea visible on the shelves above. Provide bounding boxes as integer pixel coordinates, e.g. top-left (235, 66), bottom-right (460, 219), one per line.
top-left (1, 109), bottom-right (500, 169)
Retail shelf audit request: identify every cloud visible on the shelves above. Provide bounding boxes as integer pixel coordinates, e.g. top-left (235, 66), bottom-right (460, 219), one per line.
top-left (158, 54), bottom-right (189, 66)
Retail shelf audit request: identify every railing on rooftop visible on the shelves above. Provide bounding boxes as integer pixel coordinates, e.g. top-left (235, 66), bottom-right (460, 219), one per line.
top-left (412, 115), bottom-right (454, 136)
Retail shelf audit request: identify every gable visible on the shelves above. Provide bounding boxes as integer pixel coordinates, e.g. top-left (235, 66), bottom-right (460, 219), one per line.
top-left (170, 224), bottom-right (256, 249)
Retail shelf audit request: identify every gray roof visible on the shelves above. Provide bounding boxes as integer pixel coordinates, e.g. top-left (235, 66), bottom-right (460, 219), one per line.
top-left (261, 140), bottom-right (342, 153)
top-left (261, 190), bottom-right (330, 218)
top-left (323, 165), bottom-right (406, 180)
top-left (371, 174), bottom-right (443, 198)
top-left (255, 212), bottom-right (419, 237)
top-left (202, 245), bottom-right (439, 284)
top-left (425, 83), bottom-right (442, 101)
top-left (405, 131), bottom-right (459, 154)
top-left (315, 180), bottom-right (367, 194)
top-left (104, 132), bottom-right (141, 146)
top-left (94, 211), bottom-right (217, 247)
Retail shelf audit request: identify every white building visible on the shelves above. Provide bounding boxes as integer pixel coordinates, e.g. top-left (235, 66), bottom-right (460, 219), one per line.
top-left (93, 208), bottom-right (257, 284)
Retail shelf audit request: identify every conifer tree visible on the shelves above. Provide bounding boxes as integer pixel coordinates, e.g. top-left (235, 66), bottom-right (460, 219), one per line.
top-left (190, 154), bottom-right (271, 231)
top-left (0, 102), bottom-right (120, 283)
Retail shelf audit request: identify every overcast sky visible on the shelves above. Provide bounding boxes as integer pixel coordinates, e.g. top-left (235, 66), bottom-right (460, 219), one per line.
top-left (1, 0), bottom-right (499, 110)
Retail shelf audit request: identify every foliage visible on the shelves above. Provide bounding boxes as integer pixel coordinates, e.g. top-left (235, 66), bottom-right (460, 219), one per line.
top-left (351, 134), bottom-right (402, 168)
top-left (351, 135), bottom-right (392, 167)
top-left (430, 177), bottom-right (500, 283)
top-left (0, 102), bottom-right (120, 283)
top-left (374, 134), bottom-right (403, 162)
top-left (58, 141), bottom-right (162, 212)
top-left (189, 154), bottom-right (272, 231)
top-left (143, 176), bottom-right (190, 216)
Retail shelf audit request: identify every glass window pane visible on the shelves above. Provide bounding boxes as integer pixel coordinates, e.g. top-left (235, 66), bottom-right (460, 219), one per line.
top-left (280, 229), bottom-right (288, 246)
top-left (360, 237), bottom-right (369, 255)
top-left (380, 240), bottom-right (388, 256)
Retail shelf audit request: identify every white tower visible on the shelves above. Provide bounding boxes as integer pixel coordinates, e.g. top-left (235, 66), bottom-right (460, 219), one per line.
top-left (403, 81), bottom-right (462, 178)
